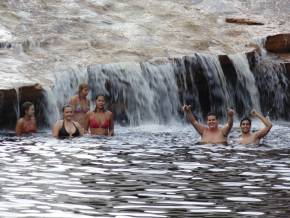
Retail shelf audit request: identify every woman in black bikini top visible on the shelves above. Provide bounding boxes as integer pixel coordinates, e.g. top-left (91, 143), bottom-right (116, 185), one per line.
top-left (58, 121), bottom-right (80, 139)
top-left (53, 105), bottom-right (84, 139)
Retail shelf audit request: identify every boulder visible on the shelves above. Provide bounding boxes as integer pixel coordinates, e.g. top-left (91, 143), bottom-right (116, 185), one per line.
top-left (265, 34), bottom-right (290, 53)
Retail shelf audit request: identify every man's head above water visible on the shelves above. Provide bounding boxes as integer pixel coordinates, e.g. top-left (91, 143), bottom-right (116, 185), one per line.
top-left (240, 117), bottom-right (252, 134)
top-left (206, 112), bottom-right (219, 130)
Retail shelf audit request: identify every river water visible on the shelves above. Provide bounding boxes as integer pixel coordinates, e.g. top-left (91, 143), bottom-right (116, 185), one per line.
top-left (1, 122), bottom-right (290, 217)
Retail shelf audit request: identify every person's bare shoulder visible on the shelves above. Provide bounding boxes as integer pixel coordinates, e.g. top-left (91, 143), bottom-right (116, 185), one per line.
top-left (69, 95), bottom-right (78, 104)
top-left (86, 111), bottom-right (93, 116)
top-left (17, 118), bottom-right (24, 124)
top-left (54, 120), bottom-right (63, 127)
top-left (106, 111), bottom-right (113, 119)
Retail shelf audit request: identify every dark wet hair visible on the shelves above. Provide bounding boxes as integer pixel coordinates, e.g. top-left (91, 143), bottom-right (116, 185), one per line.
top-left (94, 94), bottom-right (107, 112)
top-left (95, 94), bottom-right (106, 101)
top-left (22, 101), bottom-right (34, 114)
top-left (62, 104), bottom-right (72, 112)
top-left (207, 112), bottom-right (218, 119)
top-left (78, 83), bottom-right (89, 95)
top-left (240, 117), bottom-right (252, 126)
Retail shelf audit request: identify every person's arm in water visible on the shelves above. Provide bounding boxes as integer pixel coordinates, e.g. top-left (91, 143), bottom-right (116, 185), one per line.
top-left (108, 112), bottom-right (114, 136)
top-left (182, 105), bottom-right (205, 136)
top-left (52, 121), bottom-right (61, 138)
top-left (84, 112), bottom-right (90, 133)
top-left (222, 109), bottom-right (235, 136)
top-left (15, 119), bottom-right (24, 136)
top-left (252, 110), bottom-right (272, 139)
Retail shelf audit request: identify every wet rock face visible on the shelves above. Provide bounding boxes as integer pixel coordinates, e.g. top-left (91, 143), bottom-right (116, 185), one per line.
top-left (286, 63), bottom-right (290, 74)
top-left (265, 34), bottom-right (290, 53)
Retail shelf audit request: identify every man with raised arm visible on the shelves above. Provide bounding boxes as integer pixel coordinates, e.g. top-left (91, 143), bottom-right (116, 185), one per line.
top-left (182, 105), bottom-right (234, 145)
top-left (238, 109), bottom-right (272, 145)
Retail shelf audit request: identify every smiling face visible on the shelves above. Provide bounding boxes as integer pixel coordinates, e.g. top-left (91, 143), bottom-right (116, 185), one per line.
top-left (96, 95), bottom-right (105, 110)
top-left (63, 106), bottom-right (73, 121)
top-left (240, 120), bottom-right (251, 134)
top-left (207, 115), bottom-right (218, 130)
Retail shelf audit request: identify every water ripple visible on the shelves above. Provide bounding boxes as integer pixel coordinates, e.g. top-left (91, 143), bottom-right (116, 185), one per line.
top-left (0, 124), bottom-right (289, 217)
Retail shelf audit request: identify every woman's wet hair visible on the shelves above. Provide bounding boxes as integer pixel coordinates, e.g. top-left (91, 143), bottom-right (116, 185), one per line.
top-left (78, 83), bottom-right (89, 94)
top-left (240, 117), bottom-right (252, 126)
top-left (62, 104), bottom-right (72, 112)
top-left (22, 101), bottom-right (34, 113)
top-left (95, 94), bottom-right (106, 101)
top-left (207, 112), bottom-right (218, 119)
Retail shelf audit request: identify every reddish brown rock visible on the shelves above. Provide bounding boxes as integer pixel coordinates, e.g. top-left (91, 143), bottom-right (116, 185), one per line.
top-left (225, 18), bottom-right (264, 25)
top-left (265, 34), bottom-right (290, 53)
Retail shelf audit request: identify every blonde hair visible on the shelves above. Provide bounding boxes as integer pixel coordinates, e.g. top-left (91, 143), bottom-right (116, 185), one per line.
top-left (78, 83), bottom-right (89, 95)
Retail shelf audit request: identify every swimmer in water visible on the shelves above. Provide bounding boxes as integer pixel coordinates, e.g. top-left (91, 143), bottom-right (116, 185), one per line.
top-left (238, 109), bottom-right (272, 145)
top-left (52, 105), bottom-right (84, 139)
top-left (69, 83), bottom-right (90, 129)
top-left (85, 95), bottom-right (114, 136)
top-left (182, 105), bottom-right (234, 145)
top-left (15, 102), bottom-right (37, 136)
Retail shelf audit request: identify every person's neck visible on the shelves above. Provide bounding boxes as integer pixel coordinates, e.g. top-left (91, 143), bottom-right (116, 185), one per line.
top-left (24, 115), bottom-right (33, 121)
top-left (64, 119), bottom-right (73, 124)
top-left (208, 127), bottom-right (218, 132)
top-left (79, 94), bottom-right (86, 100)
top-left (242, 132), bottom-right (251, 137)
top-left (95, 108), bottom-right (104, 113)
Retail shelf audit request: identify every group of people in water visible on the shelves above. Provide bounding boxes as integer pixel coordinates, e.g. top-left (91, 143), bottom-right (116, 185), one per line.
top-left (16, 83), bottom-right (114, 138)
top-left (182, 105), bottom-right (272, 145)
top-left (15, 83), bottom-right (272, 145)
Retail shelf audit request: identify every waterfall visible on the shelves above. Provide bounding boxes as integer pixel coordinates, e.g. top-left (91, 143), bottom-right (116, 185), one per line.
top-left (173, 56), bottom-right (202, 119)
top-left (229, 53), bottom-right (261, 115)
top-left (41, 65), bottom-right (88, 126)
top-left (195, 53), bottom-right (233, 118)
top-left (40, 53), bottom-right (290, 127)
top-left (14, 87), bottom-right (20, 119)
top-left (88, 61), bottom-right (180, 125)
top-left (253, 37), bottom-right (268, 57)
top-left (254, 59), bottom-right (289, 119)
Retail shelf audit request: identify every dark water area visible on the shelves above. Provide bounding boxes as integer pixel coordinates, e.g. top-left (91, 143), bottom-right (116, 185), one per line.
top-left (0, 123), bottom-right (290, 217)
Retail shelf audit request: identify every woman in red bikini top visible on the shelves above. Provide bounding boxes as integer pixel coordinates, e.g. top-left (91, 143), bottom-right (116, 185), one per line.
top-left (85, 95), bottom-right (114, 136)
top-left (15, 101), bottom-right (37, 136)
top-left (69, 83), bottom-right (90, 129)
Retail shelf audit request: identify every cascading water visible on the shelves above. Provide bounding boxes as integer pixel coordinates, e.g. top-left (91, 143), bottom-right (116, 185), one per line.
top-left (254, 59), bottom-right (289, 119)
top-left (194, 53), bottom-right (233, 118)
top-left (41, 52), bottom-right (281, 126)
top-left (40, 65), bottom-right (88, 126)
top-left (228, 53), bottom-right (261, 115)
top-left (14, 87), bottom-right (20, 119)
top-left (88, 61), bottom-right (180, 125)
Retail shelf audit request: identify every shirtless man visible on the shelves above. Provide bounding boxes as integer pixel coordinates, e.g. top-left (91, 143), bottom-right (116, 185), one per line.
top-left (238, 109), bottom-right (272, 145)
top-left (182, 105), bottom-right (234, 144)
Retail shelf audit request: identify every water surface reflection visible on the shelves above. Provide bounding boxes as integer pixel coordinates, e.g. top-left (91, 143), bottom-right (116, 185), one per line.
top-left (0, 123), bottom-right (290, 217)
